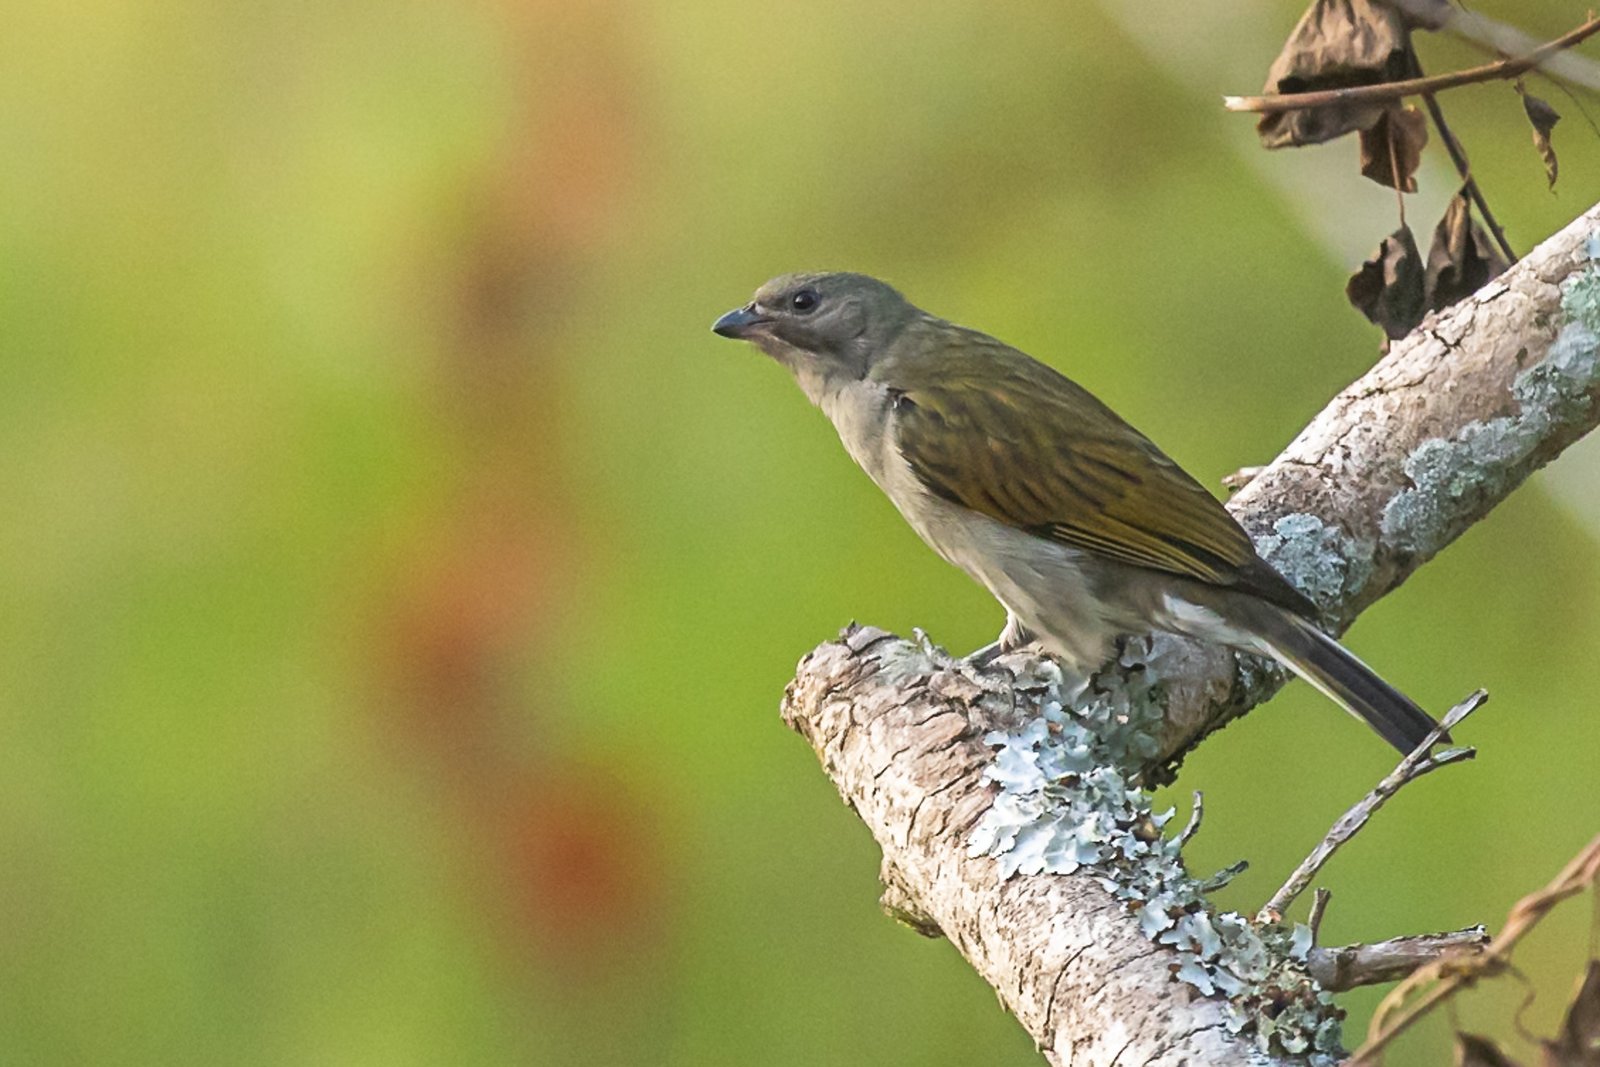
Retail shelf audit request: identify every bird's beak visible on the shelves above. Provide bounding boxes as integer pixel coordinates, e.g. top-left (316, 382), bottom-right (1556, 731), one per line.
top-left (712, 303), bottom-right (767, 339)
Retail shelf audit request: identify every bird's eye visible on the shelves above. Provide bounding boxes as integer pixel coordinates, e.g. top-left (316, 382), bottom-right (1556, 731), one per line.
top-left (790, 289), bottom-right (820, 313)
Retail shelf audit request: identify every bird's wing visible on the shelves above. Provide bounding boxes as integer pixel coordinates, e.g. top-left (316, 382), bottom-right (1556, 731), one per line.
top-left (888, 333), bottom-right (1312, 612)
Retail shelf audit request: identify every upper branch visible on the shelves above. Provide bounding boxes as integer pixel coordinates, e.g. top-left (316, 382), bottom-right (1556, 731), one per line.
top-left (1152, 199), bottom-right (1600, 769)
top-left (1224, 16), bottom-right (1600, 114)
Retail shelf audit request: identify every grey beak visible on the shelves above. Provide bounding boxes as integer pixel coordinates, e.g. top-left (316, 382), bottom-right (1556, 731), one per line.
top-left (712, 304), bottom-right (766, 338)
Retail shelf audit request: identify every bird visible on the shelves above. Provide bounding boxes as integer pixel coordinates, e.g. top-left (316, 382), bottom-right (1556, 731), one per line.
top-left (711, 270), bottom-right (1441, 754)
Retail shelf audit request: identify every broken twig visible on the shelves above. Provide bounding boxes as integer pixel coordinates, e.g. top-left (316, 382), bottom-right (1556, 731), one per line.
top-left (1177, 790), bottom-right (1205, 849)
top-left (1307, 887), bottom-right (1332, 943)
top-left (1307, 926), bottom-right (1488, 992)
top-left (1257, 690), bottom-right (1487, 924)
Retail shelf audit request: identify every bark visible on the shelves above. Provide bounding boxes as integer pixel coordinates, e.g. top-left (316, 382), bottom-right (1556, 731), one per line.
top-left (779, 201), bottom-right (1600, 1065)
top-left (1151, 198), bottom-right (1600, 771)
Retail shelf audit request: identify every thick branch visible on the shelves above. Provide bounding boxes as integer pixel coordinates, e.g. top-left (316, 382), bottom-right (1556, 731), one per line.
top-left (780, 202), bottom-right (1600, 1064)
top-left (1156, 199), bottom-right (1600, 768)
top-left (784, 628), bottom-right (1300, 1066)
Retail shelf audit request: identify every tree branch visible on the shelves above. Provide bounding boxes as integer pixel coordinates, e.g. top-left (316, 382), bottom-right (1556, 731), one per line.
top-left (1387, 0), bottom-right (1600, 94)
top-left (1154, 198), bottom-right (1600, 771)
top-left (1223, 16), bottom-right (1600, 114)
top-left (1257, 691), bottom-right (1485, 925)
top-left (1407, 47), bottom-right (1517, 264)
top-left (779, 200), bottom-right (1600, 1064)
top-left (1306, 926), bottom-right (1489, 992)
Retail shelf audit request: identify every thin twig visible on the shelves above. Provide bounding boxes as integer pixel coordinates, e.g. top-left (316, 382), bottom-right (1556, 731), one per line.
top-left (1406, 42), bottom-right (1518, 268)
top-left (1306, 926), bottom-right (1489, 991)
top-left (1256, 690), bottom-right (1488, 924)
top-left (1224, 16), bottom-right (1600, 114)
top-left (1221, 465), bottom-right (1265, 492)
top-left (1419, 91), bottom-right (1517, 263)
top-left (1387, 114), bottom-right (1407, 226)
top-left (1385, 0), bottom-right (1600, 93)
top-left (1308, 887), bottom-right (1332, 943)
top-left (1349, 833), bottom-right (1600, 1063)
top-left (1177, 790), bottom-right (1204, 849)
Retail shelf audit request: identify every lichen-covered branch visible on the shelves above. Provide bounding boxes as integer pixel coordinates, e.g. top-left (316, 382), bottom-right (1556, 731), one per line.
top-left (1157, 199), bottom-right (1600, 771)
top-left (780, 202), bottom-right (1600, 1064)
top-left (784, 628), bottom-right (1321, 1066)
top-left (784, 629), bottom-right (1489, 1064)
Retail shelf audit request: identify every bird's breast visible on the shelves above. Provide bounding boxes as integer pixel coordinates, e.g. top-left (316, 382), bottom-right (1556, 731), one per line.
top-left (817, 379), bottom-right (898, 488)
top-left (824, 381), bottom-right (1028, 577)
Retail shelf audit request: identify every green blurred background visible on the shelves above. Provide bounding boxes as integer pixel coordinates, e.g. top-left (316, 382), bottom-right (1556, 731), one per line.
top-left (4, 1), bottom-right (1599, 1063)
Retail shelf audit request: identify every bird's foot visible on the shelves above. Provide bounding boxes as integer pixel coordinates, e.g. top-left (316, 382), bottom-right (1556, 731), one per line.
top-left (964, 639), bottom-right (1006, 669)
top-left (958, 617), bottom-right (1035, 686)
top-left (912, 628), bottom-right (1015, 689)
top-left (969, 617), bottom-right (1034, 663)
top-left (962, 648), bottom-right (1018, 691)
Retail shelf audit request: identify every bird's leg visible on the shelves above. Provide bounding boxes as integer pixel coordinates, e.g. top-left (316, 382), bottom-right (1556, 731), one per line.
top-left (965, 614), bottom-right (1035, 668)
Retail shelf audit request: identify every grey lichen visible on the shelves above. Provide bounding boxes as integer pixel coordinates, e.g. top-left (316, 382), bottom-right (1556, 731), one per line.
top-left (1382, 236), bottom-right (1600, 557)
top-left (967, 646), bottom-right (1344, 1064)
top-left (1255, 513), bottom-right (1374, 613)
top-left (1566, 235), bottom-right (1600, 332)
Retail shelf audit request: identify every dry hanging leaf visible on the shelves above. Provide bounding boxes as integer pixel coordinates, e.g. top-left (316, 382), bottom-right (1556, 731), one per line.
top-left (1540, 960), bottom-right (1600, 1067)
top-left (1258, 0), bottom-right (1416, 148)
top-left (1348, 224), bottom-right (1425, 339)
top-left (1360, 104), bottom-right (1429, 190)
top-left (1519, 85), bottom-right (1562, 190)
top-left (1456, 1033), bottom-right (1525, 1067)
top-left (1425, 190), bottom-right (1510, 311)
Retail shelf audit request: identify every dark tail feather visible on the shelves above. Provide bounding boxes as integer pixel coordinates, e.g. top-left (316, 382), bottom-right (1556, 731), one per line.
top-left (1261, 613), bottom-right (1442, 754)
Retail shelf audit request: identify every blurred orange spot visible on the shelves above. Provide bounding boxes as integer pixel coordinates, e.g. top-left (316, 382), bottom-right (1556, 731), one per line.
top-left (367, 0), bottom-right (656, 984)
top-left (382, 502), bottom-right (559, 748)
top-left (500, 769), bottom-right (669, 969)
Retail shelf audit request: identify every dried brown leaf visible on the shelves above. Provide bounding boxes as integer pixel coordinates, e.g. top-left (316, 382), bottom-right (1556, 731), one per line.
top-left (1540, 960), bottom-right (1600, 1067)
top-left (1258, 0), bottom-right (1416, 148)
top-left (1360, 104), bottom-right (1429, 190)
top-left (1457, 1032), bottom-right (1527, 1067)
top-left (1520, 86), bottom-right (1562, 190)
top-left (1348, 223), bottom-right (1425, 339)
top-left (1425, 190), bottom-right (1511, 311)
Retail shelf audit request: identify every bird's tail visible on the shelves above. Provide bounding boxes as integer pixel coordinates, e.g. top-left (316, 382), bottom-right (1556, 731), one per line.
top-left (1253, 610), bottom-right (1442, 755)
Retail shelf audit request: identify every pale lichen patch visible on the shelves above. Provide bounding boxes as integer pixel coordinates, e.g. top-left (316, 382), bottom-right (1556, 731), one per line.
top-left (1381, 243), bottom-right (1600, 558)
top-left (1255, 513), bottom-right (1374, 613)
top-left (967, 646), bottom-right (1343, 1064)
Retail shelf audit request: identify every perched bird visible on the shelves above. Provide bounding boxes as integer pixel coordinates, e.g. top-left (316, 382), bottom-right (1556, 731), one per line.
top-left (712, 271), bottom-right (1440, 754)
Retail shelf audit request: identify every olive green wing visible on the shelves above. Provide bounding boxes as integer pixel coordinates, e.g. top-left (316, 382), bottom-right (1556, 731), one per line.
top-left (888, 336), bottom-right (1312, 613)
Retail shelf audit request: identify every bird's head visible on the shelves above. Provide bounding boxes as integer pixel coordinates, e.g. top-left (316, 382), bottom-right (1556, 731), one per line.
top-left (711, 272), bottom-right (917, 384)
